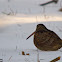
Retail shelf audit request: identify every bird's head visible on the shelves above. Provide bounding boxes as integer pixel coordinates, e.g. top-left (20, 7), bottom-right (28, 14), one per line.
top-left (26, 24), bottom-right (47, 40)
top-left (36, 24), bottom-right (47, 32)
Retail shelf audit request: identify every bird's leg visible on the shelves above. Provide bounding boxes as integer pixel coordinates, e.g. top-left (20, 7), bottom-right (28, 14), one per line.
top-left (26, 31), bottom-right (35, 40)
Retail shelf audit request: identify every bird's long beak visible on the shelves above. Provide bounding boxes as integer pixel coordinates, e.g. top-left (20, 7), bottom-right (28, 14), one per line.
top-left (26, 31), bottom-right (35, 40)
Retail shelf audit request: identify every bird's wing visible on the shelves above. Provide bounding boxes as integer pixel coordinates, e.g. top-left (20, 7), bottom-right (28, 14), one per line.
top-left (34, 31), bottom-right (52, 44)
top-left (34, 30), bottom-right (61, 46)
top-left (49, 30), bottom-right (61, 40)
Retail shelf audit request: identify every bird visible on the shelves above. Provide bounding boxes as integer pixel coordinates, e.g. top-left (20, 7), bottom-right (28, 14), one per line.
top-left (40, 0), bottom-right (58, 6)
top-left (26, 24), bottom-right (62, 51)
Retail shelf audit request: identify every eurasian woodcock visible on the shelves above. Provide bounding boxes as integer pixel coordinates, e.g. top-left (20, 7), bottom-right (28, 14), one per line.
top-left (26, 24), bottom-right (62, 51)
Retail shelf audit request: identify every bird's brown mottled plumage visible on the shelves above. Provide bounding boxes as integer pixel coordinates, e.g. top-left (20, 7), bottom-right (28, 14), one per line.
top-left (27, 24), bottom-right (62, 51)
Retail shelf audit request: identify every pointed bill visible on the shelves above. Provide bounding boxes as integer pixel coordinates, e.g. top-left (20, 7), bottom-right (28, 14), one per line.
top-left (26, 31), bottom-right (35, 40)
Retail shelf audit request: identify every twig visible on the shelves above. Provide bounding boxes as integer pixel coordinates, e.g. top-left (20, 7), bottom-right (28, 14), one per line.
top-left (37, 49), bottom-right (40, 62)
top-left (8, 56), bottom-right (12, 61)
top-left (50, 56), bottom-right (61, 62)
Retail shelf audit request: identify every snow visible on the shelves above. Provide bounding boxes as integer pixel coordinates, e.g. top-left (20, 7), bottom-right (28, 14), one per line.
top-left (0, 0), bottom-right (62, 62)
top-left (0, 0), bottom-right (62, 15)
top-left (0, 15), bottom-right (62, 62)
top-left (0, 49), bottom-right (62, 62)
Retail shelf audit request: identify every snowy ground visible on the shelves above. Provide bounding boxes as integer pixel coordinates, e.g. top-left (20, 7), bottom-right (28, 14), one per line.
top-left (0, 49), bottom-right (62, 62)
top-left (0, 0), bottom-right (62, 62)
top-left (0, 15), bottom-right (62, 62)
top-left (0, 0), bottom-right (62, 16)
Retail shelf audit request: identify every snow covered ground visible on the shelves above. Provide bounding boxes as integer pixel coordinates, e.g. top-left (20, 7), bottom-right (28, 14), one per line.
top-left (0, 49), bottom-right (62, 62)
top-left (0, 0), bottom-right (62, 62)
top-left (0, 0), bottom-right (62, 16)
top-left (0, 15), bottom-right (62, 62)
